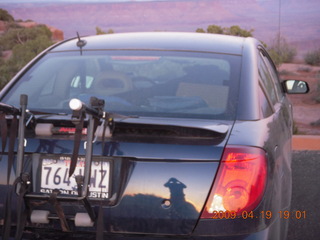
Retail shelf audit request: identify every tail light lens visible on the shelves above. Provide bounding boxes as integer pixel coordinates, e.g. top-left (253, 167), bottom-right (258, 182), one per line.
top-left (201, 146), bottom-right (267, 218)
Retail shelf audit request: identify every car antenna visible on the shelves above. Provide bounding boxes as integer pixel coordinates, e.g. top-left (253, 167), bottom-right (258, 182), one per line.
top-left (76, 32), bottom-right (86, 55)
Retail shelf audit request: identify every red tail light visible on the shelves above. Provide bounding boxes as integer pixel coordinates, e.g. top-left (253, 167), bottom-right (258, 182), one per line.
top-left (201, 146), bottom-right (267, 218)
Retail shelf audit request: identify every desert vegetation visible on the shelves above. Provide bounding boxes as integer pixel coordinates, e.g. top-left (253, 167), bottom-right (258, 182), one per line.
top-left (196, 24), bottom-right (254, 37)
top-left (195, 24), bottom-right (299, 68)
top-left (267, 33), bottom-right (297, 66)
top-left (304, 48), bottom-right (320, 66)
top-left (0, 9), bottom-right (54, 88)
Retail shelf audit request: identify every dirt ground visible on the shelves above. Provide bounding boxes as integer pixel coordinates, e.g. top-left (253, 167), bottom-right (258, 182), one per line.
top-left (279, 63), bottom-right (320, 135)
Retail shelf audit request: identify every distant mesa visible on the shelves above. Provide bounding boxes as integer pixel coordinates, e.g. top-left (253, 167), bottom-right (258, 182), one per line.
top-left (45, 25), bottom-right (64, 41)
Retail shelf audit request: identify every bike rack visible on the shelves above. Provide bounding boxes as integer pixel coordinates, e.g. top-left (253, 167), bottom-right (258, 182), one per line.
top-left (18, 96), bottom-right (106, 230)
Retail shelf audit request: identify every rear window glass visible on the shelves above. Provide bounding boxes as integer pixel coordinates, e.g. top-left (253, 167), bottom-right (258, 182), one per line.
top-left (1, 50), bottom-right (241, 120)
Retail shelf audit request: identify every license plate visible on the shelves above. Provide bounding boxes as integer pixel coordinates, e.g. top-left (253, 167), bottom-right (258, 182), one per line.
top-left (40, 156), bottom-right (110, 199)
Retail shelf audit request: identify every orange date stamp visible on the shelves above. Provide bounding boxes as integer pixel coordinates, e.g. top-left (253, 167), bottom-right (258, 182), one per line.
top-left (211, 210), bottom-right (307, 220)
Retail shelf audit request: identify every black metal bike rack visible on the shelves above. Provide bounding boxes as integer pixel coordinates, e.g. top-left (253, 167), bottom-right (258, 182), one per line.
top-left (18, 96), bottom-right (106, 232)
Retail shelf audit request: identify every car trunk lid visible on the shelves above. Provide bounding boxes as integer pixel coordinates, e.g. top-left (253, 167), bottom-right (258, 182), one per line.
top-left (3, 117), bottom-right (233, 236)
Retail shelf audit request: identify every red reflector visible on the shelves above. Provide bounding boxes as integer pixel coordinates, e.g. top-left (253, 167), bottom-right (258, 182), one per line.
top-left (201, 146), bottom-right (267, 218)
top-left (53, 127), bottom-right (87, 135)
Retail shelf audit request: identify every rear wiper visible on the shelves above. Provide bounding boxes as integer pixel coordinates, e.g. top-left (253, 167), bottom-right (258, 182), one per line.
top-left (25, 110), bottom-right (68, 126)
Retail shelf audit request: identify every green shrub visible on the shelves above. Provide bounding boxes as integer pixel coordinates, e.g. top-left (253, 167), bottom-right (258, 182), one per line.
top-left (196, 24), bottom-right (254, 37)
top-left (0, 23), bottom-right (53, 88)
top-left (292, 121), bottom-right (299, 135)
top-left (267, 34), bottom-right (297, 66)
top-left (304, 49), bottom-right (320, 66)
top-left (0, 9), bottom-right (14, 22)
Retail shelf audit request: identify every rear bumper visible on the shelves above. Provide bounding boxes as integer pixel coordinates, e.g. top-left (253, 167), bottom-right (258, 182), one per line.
top-left (0, 217), bottom-right (282, 240)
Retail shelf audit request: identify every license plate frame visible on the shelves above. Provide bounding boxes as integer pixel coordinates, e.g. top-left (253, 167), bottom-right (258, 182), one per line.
top-left (38, 155), bottom-right (111, 199)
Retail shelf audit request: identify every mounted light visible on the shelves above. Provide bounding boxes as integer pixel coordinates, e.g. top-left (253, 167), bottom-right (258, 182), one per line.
top-left (201, 146), bottom-right (267, 218)
top-left (69, 98), bottom-right (83, 111)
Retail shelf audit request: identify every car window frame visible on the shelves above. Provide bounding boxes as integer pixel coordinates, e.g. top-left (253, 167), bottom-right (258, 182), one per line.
top-left (259, 47), bottom-right (284, 100)
top-left (258, 52), bottom-right (278, 104)
top-left (258, 82), bottom-right (273, 118)
top-left (259, 47), bottom-right (288, 116)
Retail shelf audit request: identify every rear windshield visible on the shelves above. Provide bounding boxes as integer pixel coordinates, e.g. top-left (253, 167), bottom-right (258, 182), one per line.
top-left (2, 50), bottom-right (241, 120)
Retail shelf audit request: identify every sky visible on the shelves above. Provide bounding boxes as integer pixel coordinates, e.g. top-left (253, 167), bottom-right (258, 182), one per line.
top-left (1, 0), bottom-right (170, 3)
top-left (1, 0), bottom-right (320, 60)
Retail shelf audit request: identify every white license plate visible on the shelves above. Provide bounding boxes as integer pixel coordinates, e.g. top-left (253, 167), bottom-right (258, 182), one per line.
top-left (40, 156), bottom-right (110, 199)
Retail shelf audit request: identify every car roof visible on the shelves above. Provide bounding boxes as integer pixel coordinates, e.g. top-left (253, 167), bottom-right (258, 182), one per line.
top-left (50, 32), bottom-right (251, 55)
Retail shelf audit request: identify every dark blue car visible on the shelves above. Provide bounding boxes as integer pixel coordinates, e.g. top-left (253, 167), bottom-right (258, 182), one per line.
top-left (0, 32), bottom-right (309, 239)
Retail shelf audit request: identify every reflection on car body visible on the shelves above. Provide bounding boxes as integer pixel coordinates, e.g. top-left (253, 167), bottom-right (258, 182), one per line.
top-left (0, 32), bottom-right (308, 240)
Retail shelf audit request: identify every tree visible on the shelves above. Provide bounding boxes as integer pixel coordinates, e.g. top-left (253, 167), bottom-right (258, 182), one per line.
top-left (0, 9), bottom-right (14, 22)
top-left (96, 26), bottom-right (114, 35)
top-left (11, 34), bottom-right (52, 68)
top-left (267, 33), bottom-right (297, 66)
top-left (0, 10), bottom-right (55, 88)
top-left (195, 28), bottom-right (205, 33)
top-left (196, 24), bottom-right (254, 37)
top-left (0, 24), bottom-right (52, 50)
top-left (96, 26), bottom-right (106, 35)
top-left (304, 48), bottom-right (320, 66)
top-left (0, 24), bottom-right (53, 88)
top-left (224, 25), bottom-right (253, 37)
top-left (207, 25), bottom-right (223, 34)
top-left (107, 29), bottom-right (114, 34)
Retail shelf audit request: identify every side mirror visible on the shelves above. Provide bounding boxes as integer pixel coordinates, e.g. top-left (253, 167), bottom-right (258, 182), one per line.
top-left (282, 80), bottom-right (309, 94)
